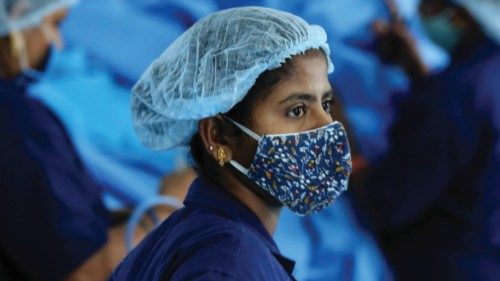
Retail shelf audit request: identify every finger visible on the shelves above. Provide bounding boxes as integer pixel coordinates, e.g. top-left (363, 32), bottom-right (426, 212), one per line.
top-left (383, 0), bottom-right (401, 23)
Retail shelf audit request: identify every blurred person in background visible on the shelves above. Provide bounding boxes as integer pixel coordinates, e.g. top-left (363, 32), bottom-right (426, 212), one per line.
top-left (353, 0), bottom-right (500, 280)
top-left (0, 1), bottom-right (146, 280)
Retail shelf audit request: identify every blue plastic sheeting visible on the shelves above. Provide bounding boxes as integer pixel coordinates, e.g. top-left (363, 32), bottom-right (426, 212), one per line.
top-left (128, 0), bottom-right (218, 28)
top-left (28, 48), bottom-right (186, 208)
top-left (60, 0), bottom-right (185, 83)
top-left (275, 196), bottom-right (393, 281)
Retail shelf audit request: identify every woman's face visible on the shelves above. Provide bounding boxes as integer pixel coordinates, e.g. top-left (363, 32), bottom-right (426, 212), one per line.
top-left (230, 52), bottom-right (334, 167)
top-left (249, 52), bottom-right (334, 135)
top-left (23, 8), bottom-right (67, 69)
top-left (0, 8), bottom-right (67, 78)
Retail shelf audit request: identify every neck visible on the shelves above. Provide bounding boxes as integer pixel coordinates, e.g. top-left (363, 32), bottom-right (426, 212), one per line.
top-left (217, 169), bottom-right (282, 235)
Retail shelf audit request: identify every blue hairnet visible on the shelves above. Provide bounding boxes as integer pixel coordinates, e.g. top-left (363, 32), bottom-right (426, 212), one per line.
top-left (132, 6), bottom-right (334, 151)
top-left (0, 0), bottom-right (77, 36)
top-left (453, 0), bottom-right (500, 44)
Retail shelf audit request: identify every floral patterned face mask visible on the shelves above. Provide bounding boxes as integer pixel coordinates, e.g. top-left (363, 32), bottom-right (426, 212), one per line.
top-left (227, 118), bottom-right (352, 216)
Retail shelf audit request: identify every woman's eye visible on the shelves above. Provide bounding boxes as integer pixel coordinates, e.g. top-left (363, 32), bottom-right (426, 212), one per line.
top-left (287, 106), bottom-right (305, 118)
top-left (322, 100), bottom-right (334, 113)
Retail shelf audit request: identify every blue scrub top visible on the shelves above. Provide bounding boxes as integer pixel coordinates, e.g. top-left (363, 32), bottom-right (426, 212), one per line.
top-left (0, 78), bottom-right (109, 281)
top-left (364, 39), bottom-right (500, 280)
top-left (111, 178), bottom-right (296, 281)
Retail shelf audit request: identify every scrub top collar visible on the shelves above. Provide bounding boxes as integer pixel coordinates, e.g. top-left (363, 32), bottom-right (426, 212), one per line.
top-left (184, 177), bottom-right (296, 277)
top-left (0, 74), bottom-right (35, 93)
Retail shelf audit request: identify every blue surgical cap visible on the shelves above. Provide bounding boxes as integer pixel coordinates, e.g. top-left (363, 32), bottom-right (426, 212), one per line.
top-left (0, 0), bottom-right (77, 36)
top-left (132, 6), bottom-right (334, 151)
top-left (453, 0), bottom-right (500, 44)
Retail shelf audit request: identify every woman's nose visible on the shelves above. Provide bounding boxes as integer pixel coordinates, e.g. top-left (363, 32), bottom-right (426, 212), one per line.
top-left (310, 103), bottom-right (333, 130)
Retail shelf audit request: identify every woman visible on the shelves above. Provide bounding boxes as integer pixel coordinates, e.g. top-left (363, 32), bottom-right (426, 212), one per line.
top-left (111, 7), bottom-right (352, 280)
top-left (0, 1), bottom-right (129, 280)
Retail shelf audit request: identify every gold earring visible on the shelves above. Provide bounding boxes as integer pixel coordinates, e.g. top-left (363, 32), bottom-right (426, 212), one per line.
top-left (217, 147), bottom-right (226, 167)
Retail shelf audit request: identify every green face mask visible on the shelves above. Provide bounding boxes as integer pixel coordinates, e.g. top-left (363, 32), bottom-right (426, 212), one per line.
top-left (420, 10), bottom-right (463, 52)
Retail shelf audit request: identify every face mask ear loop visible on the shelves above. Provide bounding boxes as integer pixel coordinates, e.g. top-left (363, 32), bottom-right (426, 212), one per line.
top-left (10, 31), bottom-right (30, 71)
top-left (228, 159), bottom-right (250, 174)
top-left (221, 116), bottom-right (258, 174)
top-left (224, 117), bottom-right (262, 141)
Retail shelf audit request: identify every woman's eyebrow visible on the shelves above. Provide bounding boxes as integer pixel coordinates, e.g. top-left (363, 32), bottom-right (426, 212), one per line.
top-left (279, 89), bottom-right (333, 104)
top-left (322, 89), bottom-right (334, 99)
top-left (278, 93), bottom-right (316, 104)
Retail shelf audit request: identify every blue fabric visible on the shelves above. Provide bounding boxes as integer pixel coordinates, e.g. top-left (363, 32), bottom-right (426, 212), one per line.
top-left (0, 78), bottom-right (108, 281)
top-left (275, 196), bottom-right (393, 281)
top-left (111, 178), bottom-right (296, 281)
top-left (28, 47), bottom-right (183, 209)
top-left (365, 39), bottom-right (500, 280)
top-left (61, 0), bottom-right (185, 83)
top-left (129, 0), bottom-right (218, 29)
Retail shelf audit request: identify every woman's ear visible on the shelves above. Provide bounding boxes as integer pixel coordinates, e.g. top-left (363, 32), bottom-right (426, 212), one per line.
top-left (198, 117), bottom-right (234, 167)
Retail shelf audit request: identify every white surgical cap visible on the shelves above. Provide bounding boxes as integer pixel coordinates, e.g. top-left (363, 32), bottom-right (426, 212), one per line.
top-left (132, 6), bottom-right (334, 151)
top-left (453, 0), bottom-right (500, 44)
top-left (0, 0), bottom-right (77, 36)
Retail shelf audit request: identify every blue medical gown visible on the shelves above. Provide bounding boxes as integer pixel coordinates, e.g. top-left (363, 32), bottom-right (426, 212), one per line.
top-left (0, 78), bottom-right (109, 281)
top-left (364, 39), bottom-right (500, 280)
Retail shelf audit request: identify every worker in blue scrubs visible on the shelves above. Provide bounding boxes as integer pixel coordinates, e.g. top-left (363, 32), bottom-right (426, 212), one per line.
top-left (0, 1), bottom-right (128, 280)
top-left (355, 0), bottom-right (500, 280)
top-left (111, 7), bottom-right (353, 280)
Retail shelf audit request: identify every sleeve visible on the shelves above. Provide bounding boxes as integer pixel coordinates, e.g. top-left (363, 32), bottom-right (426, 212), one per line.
top-left (0, 99), bottom-right (109, 281)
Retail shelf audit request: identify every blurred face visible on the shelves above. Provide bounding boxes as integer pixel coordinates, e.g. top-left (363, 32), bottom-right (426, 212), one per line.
top-left (24, 8), bottom-right (68, 70)
top-left (231, 52), bottom-right (334, 167)
top-left (0, 8), bottom-right (67, 78)
top-left (419, 0), bottom-right (450, 17)
top-left (418, 0), bottom-right (466, 52)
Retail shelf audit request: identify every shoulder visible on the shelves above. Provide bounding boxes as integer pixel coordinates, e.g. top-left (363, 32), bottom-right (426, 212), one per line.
top-left (0, 93), bottom-right (82, 170)
top-left (0, 93), bottom-right (57, 128)
top-left (174, 207), bottom-right (271, 263)
top-left (0, 94), bottom-right (70, 155)
top-left (116, 208), bottom-right (275, 281)
top-left (168, 211), bottom-right (276, 280)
